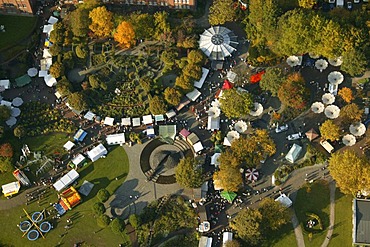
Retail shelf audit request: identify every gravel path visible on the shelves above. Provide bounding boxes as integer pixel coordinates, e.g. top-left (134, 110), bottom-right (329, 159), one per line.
top-left (321, 181), bottom-right (336, 247)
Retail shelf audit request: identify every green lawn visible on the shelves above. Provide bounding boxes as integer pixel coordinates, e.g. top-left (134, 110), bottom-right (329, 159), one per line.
top-left (0, 15), bottom-right (37, 50)
top-left (266, 223), bottom-right (297, 247)
top-left (0, 146), bottom-right (130, 247)
top-left (329, 191), bottom-right (353, 247)
top-left (294, 181), bottom-right (331, 247)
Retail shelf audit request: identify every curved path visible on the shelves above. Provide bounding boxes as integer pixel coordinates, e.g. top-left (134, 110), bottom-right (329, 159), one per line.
top-left (321, 181), bottom-right (336, 247)
top-left (291, 211), bottom-right (305, 247)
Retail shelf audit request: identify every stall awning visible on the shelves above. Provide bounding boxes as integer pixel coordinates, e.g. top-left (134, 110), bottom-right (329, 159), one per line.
top-left (142, 115), bottom-right (153, 125)
top-left (121, 117), bottom-right (131, 126)
top-left (104, 117), bottom-right (115, 126)
top-left (74, 129), bottom-right (87, 142)
top-left (84, 111), bottom-right (95, 121)
top-left (132, 117), bottom-right (141, 127)
top-left (106, 133), bottom-right (126, 145)
top-left (63, 141), bottom-right (75, 151)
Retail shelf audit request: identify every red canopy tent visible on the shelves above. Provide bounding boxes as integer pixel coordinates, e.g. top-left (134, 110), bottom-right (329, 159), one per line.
top-left (222, 80), bottom-right (233, 90)
top-left (250, 70), bottom-right (265, 84)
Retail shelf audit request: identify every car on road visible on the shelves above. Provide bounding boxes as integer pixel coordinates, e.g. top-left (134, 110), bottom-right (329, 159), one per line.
top-left (287, 132), bottom-right (303, 141)
top-left (347, 1), bottom-right (353, 10)
top-left (328, 0), bottom-right (335, 3)
top-left (275, 124), bottom-right (289, 133)
top-left (354, 0), bottom-right (359, 3)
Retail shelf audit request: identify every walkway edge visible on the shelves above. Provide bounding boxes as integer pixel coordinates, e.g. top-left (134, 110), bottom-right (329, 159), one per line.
top-left (292, 210), bottom-right (306, 247)
top-left (321, 181), bottom-right (336, 247)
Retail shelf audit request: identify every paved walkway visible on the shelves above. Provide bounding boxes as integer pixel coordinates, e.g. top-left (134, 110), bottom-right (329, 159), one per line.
top-left (0, 186), bottom-right (41, 211)
top-left (291, 210), bottom-right (305, 247)
top-left (321, 181), bottom-right (336, 247)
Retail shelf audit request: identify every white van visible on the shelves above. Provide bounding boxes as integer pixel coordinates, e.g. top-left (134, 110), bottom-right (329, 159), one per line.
top-left (336, 0), bottom-right (344, 7)
top-left (320, 140), bottom-right (334, 153)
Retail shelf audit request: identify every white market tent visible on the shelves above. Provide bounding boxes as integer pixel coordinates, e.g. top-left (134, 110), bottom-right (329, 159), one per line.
top-left (40, 58), bottom-right (52, 71)
top-left (10, 107), bottom-right (21, 117)
top-left (104, 117), bottom-right (115, 126)
top-left (328, 71), bottom-right (344, 85)
top-left (48, 16), bottom-right (58, 24)
top-left (5, 116), bottom-right (17, 127)
top-left (199, 236), bottom-right (213, 247)
top-left (194, 67), bottom-right (210, 89)
top-left (208, 106), bottom-right (221, 118)
top-left (207, 116), bottom-right (220, 131)
top-left (211, 153), bottom-right (221, 166)
top-left (142, 115), bottom-right (153, 125)
top-left (12, 97), bottom-right (23, 107)
top-left (44, 74), bottom-right (57, 87)
top-left (1, 100), bottom-right (12, 107)
top-left (275, 193), bottom-right (293, 207)
top-left (222, 232), bottom-right (233, 246)
top-left (27, 68), bottom-right (38, 77)
top-left (72, 154), bottom-right (85, 166)
top-left (193, 141), bottom-right (204, 153)
top-left (166, 109), bottom-right (176, 119)
top-left (234, 120), bottom-right (248, 133)
top-left (250, 102), bottom-right (264, 117)
top-left (0, 79), bottom-right (10, 89)
top-left (84, 111), bottom-right (95, 121)
top-left (199, 26), bottom-right (238, 61)
top-left (285, 143), bottom-right (302, 163)
top-left (342, 134), bottom-right (356, 146)
top-left (311, 102), bottom-right (325, 114)
top-left (55, 91), bottom-right (62, 99)
top-left (106, 133), bottom-right (126, 145)
top-left (2, 181), bottom-right (20, 196)
top-left (286, 56), bottom-right (300, 67)
top-left (227, 70), bottom-right (237, 83)
top-left (132, 117), bottom-right (141, 127)
top-left (53, 169), bottom-right (79, 192)
top-left (63, 141), bottom-right (75, 151)
top-left (87, 144), bottom-right (108, 162)
top-left (121, 117), bottom-right (131, 126)
top-left (42, 24), bottom-right (54, 35)
top-left (315, 59), bottom-right (328, 71)
top-left (154, 115), bottom-right (165, 122)
top-left (186, 88), bottom-right (201, 102)
top-left (328, 57), bottom-right (343, 67)
top-left (349, 122), bottom-right (366, 137)
top-left (38, 70), bottom-right (48, 78)
top-left (43, 49), bottom-right (52, 59)
top-left (324, 105), bottom-right (340, 119)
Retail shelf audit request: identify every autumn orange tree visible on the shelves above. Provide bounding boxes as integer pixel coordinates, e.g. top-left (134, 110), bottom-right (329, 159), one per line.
top-left (89, 6), bottom-right (113, 38)
top-left (114, 21), bottom-right (135, 48)
top-left (278, 73), bottom-right (309, 109)
top-left (338, 87), bottom-right (353, 103)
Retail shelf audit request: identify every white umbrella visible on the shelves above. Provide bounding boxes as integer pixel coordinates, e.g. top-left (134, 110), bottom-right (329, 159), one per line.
top-left (315, 59), bottom-right (328, 71)
top-left (5, 116), bottom-right (17, 127)
top-left (250, 102), bottom-right (264, 117)
top-left (342, 134), bottom-right (356, 146)
top-left (286, 56), bottom-right (300, 67)
top-left (245, 168), bottom-right (259, 181)
top-left (311, 102), bottom-right (325, 113)
top-left (211, 99), bottom-right (221, 108)
top-left (324, 105), bottom-right (340, 119)
top-left (309, 53), bottom-right (320, 59)
top-left (226, 131), bottom-right (240, 144)
top-left (211, 153), bottom-right (221, 166)
top-left (328, 57), bottom-right (343, 67)
top-left (10, 107), bottom-right (21, 117)
top-left (234, 120), bottom-right (248, 133)
top-left (328, 71), bottom-right (344, 85)
top-left (12, 97), bottom-right (23, 107)
top-left (208, 106), bottom-right (221, 118)
top-left (322, 93), bottom-right (335, 105)
top-left (27, 68), bottom-right (38, 77)
top-left (349, 122), bottom-right (366, 137)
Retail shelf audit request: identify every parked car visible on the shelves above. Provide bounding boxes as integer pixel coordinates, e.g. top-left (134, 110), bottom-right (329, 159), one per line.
top-left (354, 0), bottom-right (360, 3)
top-left (328, 0), bottom-right (335, 3)
top-left (275, 124), bottom-right (289, 133)
top-left (287, 132), bottom-right (303, 141)
top-left (347, 1), bottom-right (353, 10)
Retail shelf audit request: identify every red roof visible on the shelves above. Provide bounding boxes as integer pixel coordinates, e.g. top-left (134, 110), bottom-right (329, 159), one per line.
top-left (179, 128), bottom-right (191, 138)
top-left (222, 80), bottom-right (233, 90)
top-left (250, 71), bottom-right (265, 84)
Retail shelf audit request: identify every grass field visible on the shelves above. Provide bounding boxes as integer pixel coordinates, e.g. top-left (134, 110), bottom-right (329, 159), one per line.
top-left (329, 191), bottom-right (353, 247)
top-left (0, 15), bottom-right (37, 51)
top-left (267, 223), bottom-right (297, 247)
top-left (0, 146), bottom-right (130, 247)
top-left (294, 181), bottom-right (330, 247)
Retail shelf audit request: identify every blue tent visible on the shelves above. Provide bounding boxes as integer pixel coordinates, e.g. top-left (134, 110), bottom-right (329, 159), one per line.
top-left (74, 129), bottom-right (87, 142)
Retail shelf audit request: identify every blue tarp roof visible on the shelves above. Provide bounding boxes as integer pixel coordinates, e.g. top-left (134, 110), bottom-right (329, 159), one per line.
top-left (74, 129), bottom-right (87, 142)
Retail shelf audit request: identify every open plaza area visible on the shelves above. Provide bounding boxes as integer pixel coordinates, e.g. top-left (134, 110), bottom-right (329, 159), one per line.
top-left (0, 0), bottom-right (370, 246)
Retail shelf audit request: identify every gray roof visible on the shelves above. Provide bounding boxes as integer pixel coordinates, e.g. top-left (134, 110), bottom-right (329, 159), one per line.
top-left (355, 199), bottom-right (370, 244)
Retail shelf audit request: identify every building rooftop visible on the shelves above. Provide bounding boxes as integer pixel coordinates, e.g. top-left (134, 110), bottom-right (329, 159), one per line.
top-left (354, 199), bottom-right (370, 245)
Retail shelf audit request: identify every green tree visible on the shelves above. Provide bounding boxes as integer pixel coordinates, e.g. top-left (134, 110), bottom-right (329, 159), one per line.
top-left (68, 92), bottom-right (88, 111)
top-left (63, 51), bottom-right (75, 69)
top-left (49, 44), bottom-right (62, 56)
top-left (183, 64), bottom-right (202, 80)
top-left (340, 103), bottom-right (364, 124)
top-left (97, 214), bottom-right (111, 228)
top-left (56, 77), bottom-right (73, 97)
top-left (92, 202), bottom-right (106, 215)
top-left (219, 88), bottom-right (253, 118)
top-left (49, 22), bottom-right (64, 44)
top-left (149, 96), bottom-right (166, 115)
top-left (187, 50), bottom-right (205, 65)
top-left (89, 75), bottom-right (102, 89)
top-left (175, 157), bottom-right (203, 189)
top-left (69, 8), bottom-right (90, 37)
top-left (319, 120), bottom-right (341, 141)
top-left (329, 150), bottom-right (370, 195)
top-left (224, 240), bottom-right (241, 247)
top-left (298, 0), bottom-right (317, 9)
top-left (0, 158), bottom-right (13, 173)
top-left (97, 189), bottom-right (110, 203)
top-left (75, 45), bottom-right (88, 59)
top-left (111, 218), bottom-right (124, 234)
top-left (89, 6), bottom-right (113, 38)
top-left (49, 61), bottom-right (65, 79)
top-left (260, 68), bottom-right (285, 96)
top-left (175, 75), bottom-right (193, 92)
top-left (13, 125), bottom-right (26, 139)
top-left (129, 12), bottom-right (155, 39)
top-left (0, 143), bottom-right (13, 158)
top-left (213, 165), bottom-right (242, 192)
top-left (139, 77), bottom-right (152, 93)
top-left (129, 214), bottom-right (139, 229)
top-left (230, 208), bottom-right (263, 245)
top-left (154, 11), bottom-right (171, 40)
top-left (160, 50), bottom-right (178, 72)
top-left (209, 0), bottom-right (237, 25)
top-left (341, 48), bottom-right (367, 76)
top-left (278, 73), bottom-right (308, 109)
top-left (259, 198), bottom-right (290, 231)
top-left (0, 105), bottom-right (11, 123)
top-left (164, 87), bottom-right (182, 106)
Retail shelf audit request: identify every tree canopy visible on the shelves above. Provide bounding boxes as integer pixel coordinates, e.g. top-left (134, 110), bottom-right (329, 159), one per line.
top-left (175, 157), bottom-right (203, 189)
top-left (329, 150), bottom-right (370, 195)
top-left (129, 12), bottom-right (155, 39)
top-left (278, 73), bottom-right (308, 109)
top-left (89, 6), bottom-right (113, 38)
top-left (219, 88), bottom-right (253, 119)
top-left (319, 120), bottom-right (341, 142)
top-left (68, 92), bottom-right (88, 111)
top-left (338, 87), bottom-right (353, 103)
top-left (0, 143), bottom-right (13, 158)
top-left (340, 103), bottom-right (364, 124)
top-left (69, 8), bottom-right (90, 37)
top-left (259, 67), bottom-right (286, 96)
top-left (154, 11), bottom-right (171, 40)
top-left (0, 105), bottom-right (11, 123)
top-left (114, 21), bottom-right (135, 48)
top-left (209, 0), bottom-right (237, 25)
top-left (298, 0), bottom-right (317, 9)
top-left (49, 61), bottom-right (65, 79)
top-left (149, 96), bottom-right (166, 115)
top-left (230, 208), bottom-right (263, 245)
top-left (213, 165), bottom-right (242, 192)
top-left (341, 48), bottom-right (367, 76)
top-left (175, 75), bottom-right (193, 93)
top-left (164, 87), bottom-right (182, 106)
